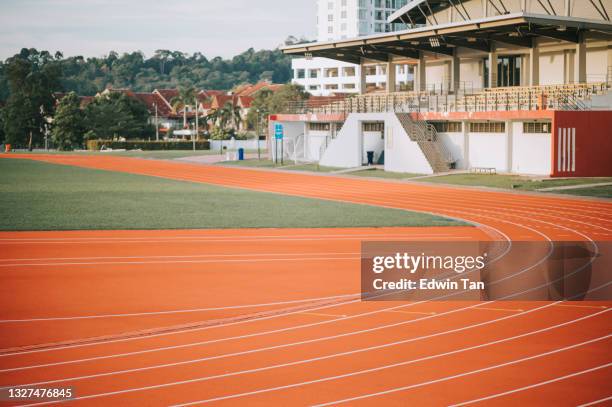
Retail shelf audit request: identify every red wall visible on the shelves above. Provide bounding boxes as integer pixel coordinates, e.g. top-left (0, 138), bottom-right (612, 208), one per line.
top-left (551, 111), bottom-right (612, 177)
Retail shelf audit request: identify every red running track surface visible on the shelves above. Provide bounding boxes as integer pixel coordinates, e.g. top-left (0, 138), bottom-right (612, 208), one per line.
top-left (0, 154), bottom-right (610, 406)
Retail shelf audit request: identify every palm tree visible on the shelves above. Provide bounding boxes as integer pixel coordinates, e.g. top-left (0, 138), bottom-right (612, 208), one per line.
top-left (170, 86), bottom-right (197, 129)
top-left (230, 102), bottom-right (242, 131)
top-left (217, 103), bottom-right (233, 130)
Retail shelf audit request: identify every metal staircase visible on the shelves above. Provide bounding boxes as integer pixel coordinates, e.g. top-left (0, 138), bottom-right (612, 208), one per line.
top-left (396, 113), bottom-right (454, 173)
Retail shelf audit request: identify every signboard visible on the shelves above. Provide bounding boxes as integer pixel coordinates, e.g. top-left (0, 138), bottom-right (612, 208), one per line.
top-left (274, 123), bottom-right (284, 140)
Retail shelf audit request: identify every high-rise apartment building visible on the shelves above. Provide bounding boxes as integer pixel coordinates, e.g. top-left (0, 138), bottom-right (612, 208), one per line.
top-left (292, 0), bottom-right (410, 96)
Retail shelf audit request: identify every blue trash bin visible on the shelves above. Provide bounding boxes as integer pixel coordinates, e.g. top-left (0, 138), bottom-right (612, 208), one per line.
top-left (238, 148), bottom-right (244, 161)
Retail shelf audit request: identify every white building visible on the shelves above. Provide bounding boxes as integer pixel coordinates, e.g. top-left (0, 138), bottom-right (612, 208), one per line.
top-left (293, 0), bottom-right (412, 96)
top-left (278, 0), bottom-right (612, 178)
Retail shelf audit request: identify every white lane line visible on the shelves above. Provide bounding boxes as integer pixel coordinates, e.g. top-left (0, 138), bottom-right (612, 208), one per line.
top-left (0, 251), bottom-right (359, 263)
top-left (299, 312), bottom-right (349, 318)
top-left (3, 301), bottom-right (497, 380)
top-left (310, 332), bottom-right (612, 407)
top-left (578, 395), bottom-right (612, 407)
top-left (0, 293), bottom-right (359, 323)
top-left (0, 255), bottom-right (357, 268)
top-left (449, 363), bottom-right (612, 406)
top-left (476, 307), bottom-right (524, 313)
top-left (0, 217), bottom-right (510, 357)
top-left (384, 310), bottom-right (436, 316)
top-left (152, 309), bottom-right (607, 407)
top-left (555, 304), bottom-right (608, 310)
top-left (9, 302), bottom-right (578, 404)
top-left (0, 234), bottom-right (469, 244)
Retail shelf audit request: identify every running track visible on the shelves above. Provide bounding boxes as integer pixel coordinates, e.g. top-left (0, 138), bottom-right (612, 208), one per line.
top-left (0, 154), bottom-right (611, 406)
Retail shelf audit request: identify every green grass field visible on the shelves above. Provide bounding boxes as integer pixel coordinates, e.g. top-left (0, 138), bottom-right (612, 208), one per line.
top-left (218, 159), bottom-right (340, 173)
top-left (414, 174), bottom-right (612, 198)
top-left (348, 168), bottom-right (423, 179)
top-left (6, 150), bottom-right (261, 160)
top-left (0, 158), bottom-right (464, 231)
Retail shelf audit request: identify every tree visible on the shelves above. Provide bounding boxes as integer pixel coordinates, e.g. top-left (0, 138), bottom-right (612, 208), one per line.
top-left (0, 47), bottom-right (294, 96)
top-left (246, 84), bottom-right (307, 131)
top-left (84, 92), bottom-right (150, 139)
top-left (170, 86), bottom-right (197, 128)
top-left (51, 92), bottom-right (85, 150)
top-left (2, 48), bottom-right (62, 148)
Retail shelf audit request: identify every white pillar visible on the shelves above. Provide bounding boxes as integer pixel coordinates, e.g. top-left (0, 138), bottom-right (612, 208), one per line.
top-left (417, 51), bottom-right (426, 91)
top-left (488, 44), bottom-right (497, 88)
top-left (386, 61), bottom-right (396, 93)
top-left (564, 0), bottom-right (571, 16)
top-left (451, 48), bottom-right (461, 93)
top-left (506, 120), bottom-right (513, 173)
top-left (359, 61), bottom-right (367, 94)
top-left (463, 120), bottom-right (469, 169)
top-left (608, 46), bottom-right (612, 85)
top-left (575, 32), bottom-right (586, 83)
top-left (529, 40), bottom-right (540, 86)
top-left (564, 49), bottom-right (575, 84)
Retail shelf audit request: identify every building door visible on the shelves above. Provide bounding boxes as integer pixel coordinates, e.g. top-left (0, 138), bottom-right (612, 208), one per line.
top-left (484, 56), bottom-right (522, 88)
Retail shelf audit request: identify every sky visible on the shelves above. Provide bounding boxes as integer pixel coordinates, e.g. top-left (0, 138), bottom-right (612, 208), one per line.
top-left (0, 0), bottom-right (316, 60)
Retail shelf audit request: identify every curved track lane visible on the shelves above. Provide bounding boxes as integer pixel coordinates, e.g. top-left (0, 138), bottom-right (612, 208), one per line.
top-left (0, 154), bottom-right (610, 406)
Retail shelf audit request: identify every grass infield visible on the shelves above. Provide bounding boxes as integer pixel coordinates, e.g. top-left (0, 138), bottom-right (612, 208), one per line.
top-left (0, 158), bottom-right (465, 231)
top-left (414, 173), bottom-right (612, 198)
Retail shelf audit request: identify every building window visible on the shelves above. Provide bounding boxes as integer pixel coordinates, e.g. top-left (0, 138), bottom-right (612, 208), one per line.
top-left (324, 68), bottom-right (339, 78)
top-left (523, 122), bottom-right (551, 133)
top-left (341, 22), bottom-right (347, 31)
top-left (363, 122), bottom-right (385, 132)
top-left (325, 84), bottom-right (339, 90)
top-left (343, 66), bottom-right (356, 77)
top-left (296, 69), bottom-right (305, 79)
top-left (341, 10), bottom-right (347, 18)
top-left (343, 83), bottom-right (356, 89)
top-left (308, 85), bottom-right (320, 91)
top-left (328, 26), bottom-right (333, 33)
top-left (469, 122), bottom-right (506, 133)
top-left (328, 14), bottom-right (333, 21)
top-left (309, 122), bottom-right (331, 131)
top-left (365, 66), bottom-right (377, 75)
top-left (309, 69), bottom-right (319, 78)
top-left (431, 121), bottom-right (462, 133)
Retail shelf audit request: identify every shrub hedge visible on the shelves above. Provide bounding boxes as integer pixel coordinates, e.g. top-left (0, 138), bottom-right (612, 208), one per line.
top-left (87, 140), bottom-right (210, 151)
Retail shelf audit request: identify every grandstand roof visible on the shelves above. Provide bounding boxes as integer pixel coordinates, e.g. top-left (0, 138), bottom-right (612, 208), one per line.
top-left (283, 12), bottom-right (612, 64)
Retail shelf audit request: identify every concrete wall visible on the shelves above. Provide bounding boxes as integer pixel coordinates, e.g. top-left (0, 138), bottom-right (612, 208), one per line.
top-left (468, 132), bottom-right (509, 172)
top-left (539, 52), bottom-right (565, 86)
top-left (319, 112), bottom-right (433, 173)
top-left (438, 132), bottom-right (468, 169)
top-left (511, 122), bottom-right (552, 175)
top-left (305, 130), bottom-right (329, 161)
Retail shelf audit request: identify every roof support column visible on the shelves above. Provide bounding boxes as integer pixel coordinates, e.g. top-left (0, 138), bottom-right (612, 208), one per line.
top-left (451, 48), bottom-right (461, 93)
top-left (607, 46), bottom-right (612, 85)
top-left (574, 32), bottom-right (587, 83)
top-left (529, 39), bottom-right (540, 86)
top-left (359, 60), bottom-right (367, 95)
top-left (488, 43), bottom-right (498, 88)
top-left (386, 61), bottom-right (396, 93)
top-left (564, 49), bottom-right (575, 84)
top-left (416, 51), bottom-right (426, 91)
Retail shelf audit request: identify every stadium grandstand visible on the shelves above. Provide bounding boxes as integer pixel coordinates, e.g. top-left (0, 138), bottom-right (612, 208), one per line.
top-left (278, 0), bottom-right (612, 177)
